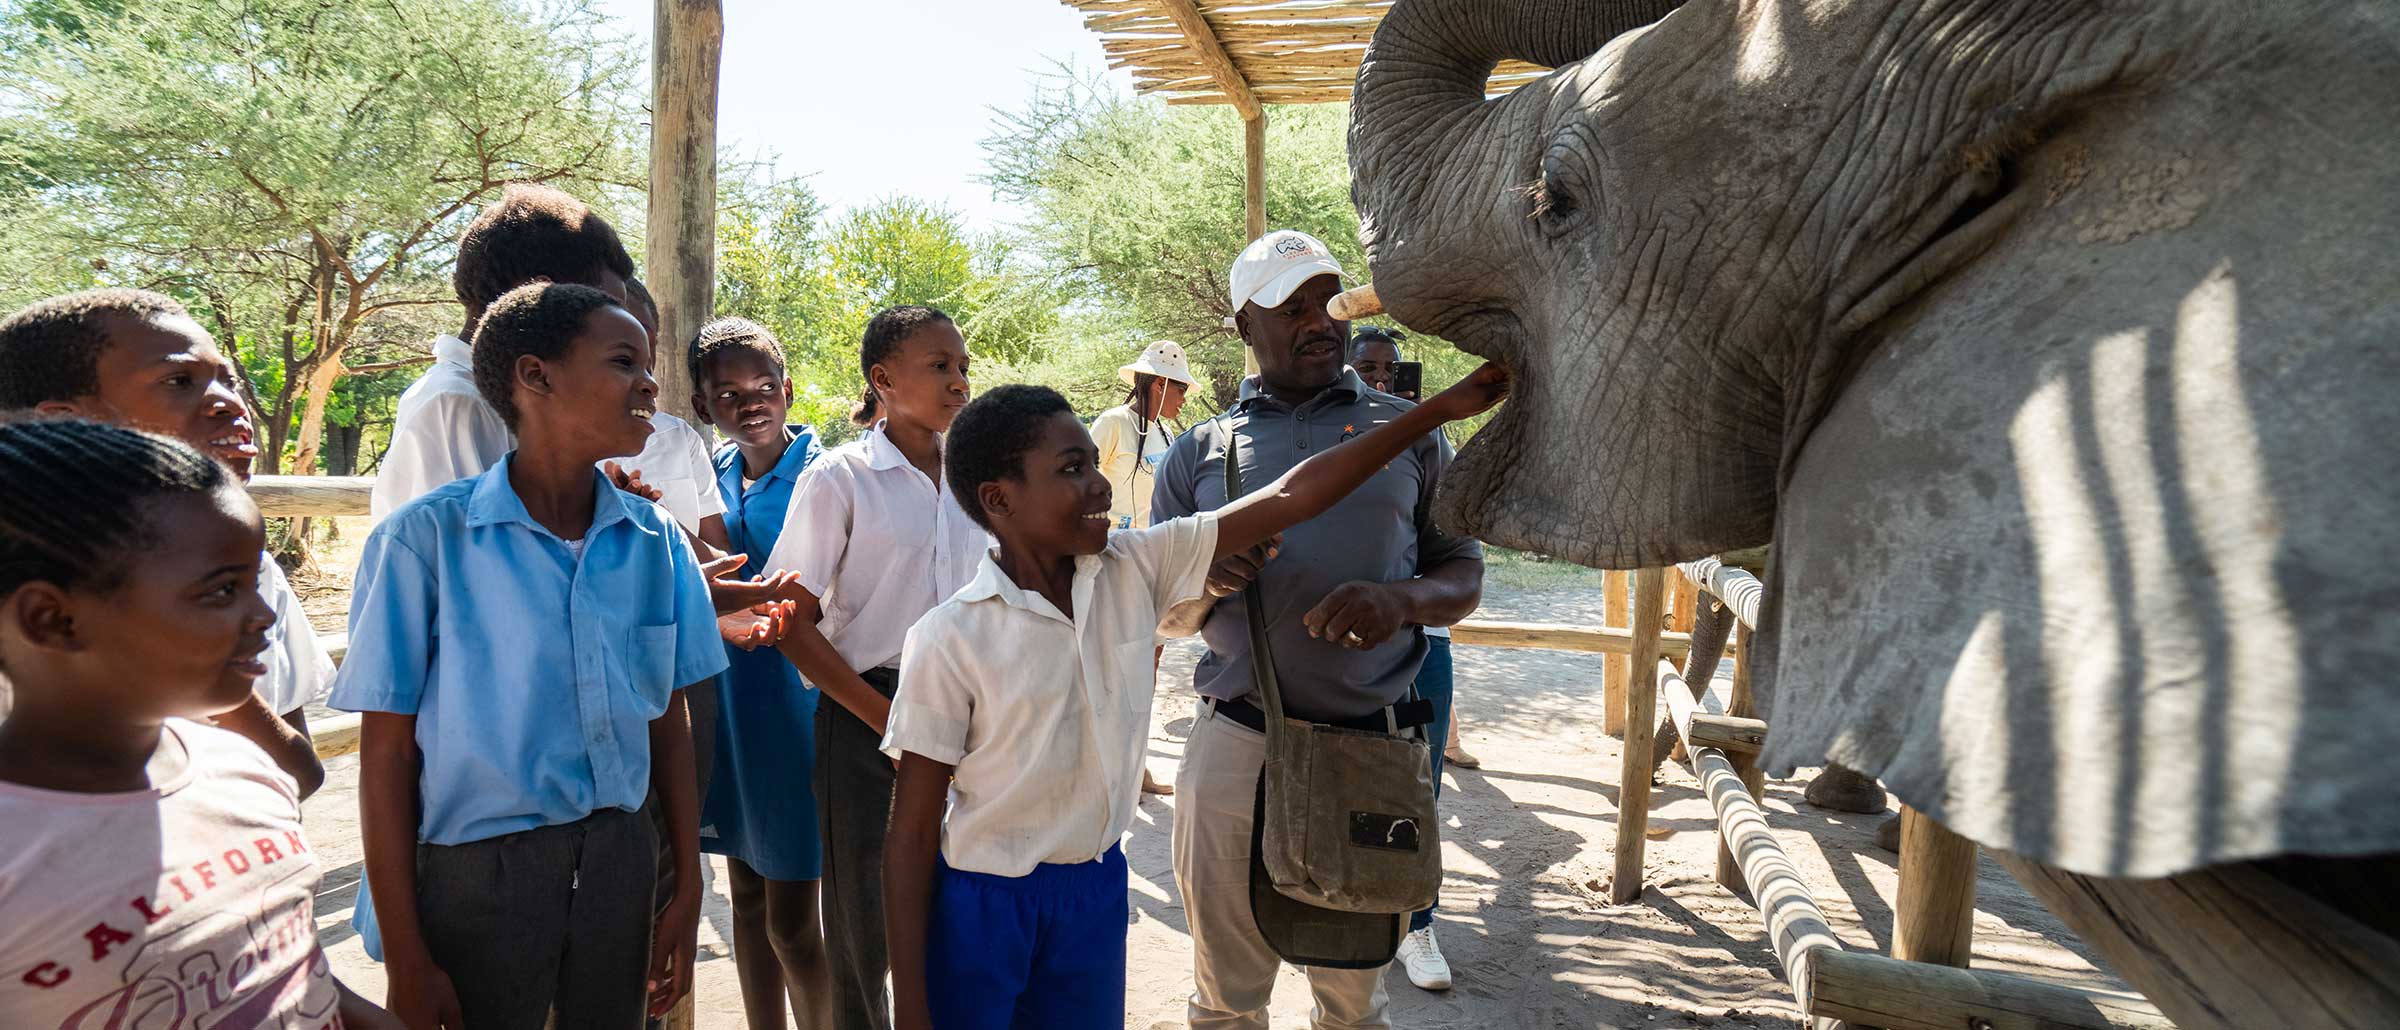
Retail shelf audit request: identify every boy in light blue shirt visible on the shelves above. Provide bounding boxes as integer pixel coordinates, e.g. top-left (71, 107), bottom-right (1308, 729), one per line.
top-left (333, 282), bottom-right (727, 1030)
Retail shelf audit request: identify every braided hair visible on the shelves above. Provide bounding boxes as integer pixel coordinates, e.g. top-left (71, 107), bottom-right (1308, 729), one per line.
top-left (686, 316), bottom-right (785, 395)
top-left (470, 282), bottom-right (628, 430)
top-left (0, 416), bottom-right (229, 600)
top-left (0, 289), bottom-right (191, 409)
top-left (851, 305), bottom-right (952, 427)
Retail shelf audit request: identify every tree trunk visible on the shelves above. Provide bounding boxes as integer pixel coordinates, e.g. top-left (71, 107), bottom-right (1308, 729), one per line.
top-left (647, 0), bottom-right (723, 431)
top-left (326, 422), bottom-right (361, 477)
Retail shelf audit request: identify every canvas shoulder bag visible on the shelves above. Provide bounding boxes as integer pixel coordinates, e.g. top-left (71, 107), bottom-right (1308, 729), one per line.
top-left (1224, 433), bottom-right (1442, 918)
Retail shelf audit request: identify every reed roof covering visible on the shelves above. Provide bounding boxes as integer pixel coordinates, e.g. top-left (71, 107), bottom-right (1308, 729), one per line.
top-left (1061, 0), bottom-right (1550, 112)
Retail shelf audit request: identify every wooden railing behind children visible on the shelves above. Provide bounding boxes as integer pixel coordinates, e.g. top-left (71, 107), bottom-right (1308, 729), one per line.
top-left (261, 474), bottom-right (1692, 762)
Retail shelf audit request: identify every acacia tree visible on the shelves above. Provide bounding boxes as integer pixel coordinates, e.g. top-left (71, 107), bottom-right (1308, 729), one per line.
top-left (0, 0), bottom-right (644, 477)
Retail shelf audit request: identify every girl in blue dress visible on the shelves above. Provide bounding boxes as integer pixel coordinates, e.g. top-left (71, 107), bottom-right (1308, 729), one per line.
top-left (687, 317), bottom-right (829, 1027)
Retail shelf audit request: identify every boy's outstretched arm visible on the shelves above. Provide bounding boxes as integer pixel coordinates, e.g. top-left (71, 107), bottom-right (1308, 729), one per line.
top-left (1212, 362), bottom-right (1508, 561)
top-left (358, 713), bottom-right (464, 1030)
top-left (646, 687), bottom-right (704, 1018)
top-left (885, 752), bottom-right (952, 1030)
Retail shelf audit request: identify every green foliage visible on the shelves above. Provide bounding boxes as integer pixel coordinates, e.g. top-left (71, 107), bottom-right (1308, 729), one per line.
top-left (977, 69), bottom-right (1486, 436)
top-left (0, 0), bottom-right (644, 477)
top-left (712, 180), bottom-right (1064, 446)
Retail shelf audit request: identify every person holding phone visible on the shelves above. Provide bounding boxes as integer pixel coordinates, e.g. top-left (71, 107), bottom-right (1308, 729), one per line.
top-left (1348, 325), bottom-right (1483, 992)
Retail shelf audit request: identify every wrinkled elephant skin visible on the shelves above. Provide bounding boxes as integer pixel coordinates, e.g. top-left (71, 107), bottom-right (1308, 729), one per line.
top-left (1349, 0), bottom-right (2400, 881)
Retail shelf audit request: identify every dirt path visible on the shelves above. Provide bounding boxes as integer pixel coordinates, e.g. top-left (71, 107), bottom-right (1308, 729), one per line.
top-left (301, 579), bottom-right (2126, 1028)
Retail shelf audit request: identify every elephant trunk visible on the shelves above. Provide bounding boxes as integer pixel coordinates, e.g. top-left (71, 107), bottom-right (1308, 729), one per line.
top-left (1348, 0), bottom-right (1688, 315)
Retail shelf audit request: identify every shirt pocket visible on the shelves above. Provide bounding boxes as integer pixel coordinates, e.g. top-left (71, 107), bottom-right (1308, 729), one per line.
top-left (1111, 638), bottom-right (1159, 717)
top-left (625, 624), bottom-right (681, 718)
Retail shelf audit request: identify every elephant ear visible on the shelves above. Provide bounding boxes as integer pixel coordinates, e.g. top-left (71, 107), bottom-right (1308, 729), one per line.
top-left (1756, 183), bottom-right (2400, 878)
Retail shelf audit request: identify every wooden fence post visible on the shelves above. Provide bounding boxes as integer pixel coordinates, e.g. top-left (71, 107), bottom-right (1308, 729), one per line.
top-left (1610, 567), bottom-right (1668, 903)
top-left (1668, 571), bottom-right (1698, 670)
top-left (1603, 568), bottom-right (1629, 737)
top-left (1715, 622), bottom-right (1765, 893)
top-left (1894, 806), bottom-right (1979, 968)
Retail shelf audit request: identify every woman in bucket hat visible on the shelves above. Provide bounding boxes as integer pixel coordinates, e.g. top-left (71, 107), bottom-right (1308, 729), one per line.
top-left (1091, 340), bottom-right (1198, 796)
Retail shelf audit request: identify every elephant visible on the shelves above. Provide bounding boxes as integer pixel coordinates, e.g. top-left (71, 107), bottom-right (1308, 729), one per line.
top-left (1345, 0), bottom-right (2400, 1026)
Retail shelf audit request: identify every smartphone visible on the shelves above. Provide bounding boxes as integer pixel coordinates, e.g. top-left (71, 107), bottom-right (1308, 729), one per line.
top-left (1390, 361), bottom-right (1423, 401)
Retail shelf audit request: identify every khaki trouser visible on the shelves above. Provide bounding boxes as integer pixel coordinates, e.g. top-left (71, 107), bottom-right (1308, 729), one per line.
top-left (1173, 702), bottom-right (1390, 1030)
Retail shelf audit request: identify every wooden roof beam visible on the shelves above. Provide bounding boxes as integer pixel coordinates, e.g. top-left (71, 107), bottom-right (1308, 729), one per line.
top-left (1152, 0), bottom-right (1262, 121)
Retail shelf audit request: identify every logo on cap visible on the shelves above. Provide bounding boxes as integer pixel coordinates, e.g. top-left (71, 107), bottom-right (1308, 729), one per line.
top-left (1272, 236), bottom-right (1315, 257)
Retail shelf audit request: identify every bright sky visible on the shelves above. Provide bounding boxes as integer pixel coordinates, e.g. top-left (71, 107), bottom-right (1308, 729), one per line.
top-left (593, 0), bottom-right (1138, 231)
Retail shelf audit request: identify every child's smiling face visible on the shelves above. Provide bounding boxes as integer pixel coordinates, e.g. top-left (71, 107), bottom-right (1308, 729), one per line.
top-left (694, 346), bottom-right (792, 451)
top-left (987, 411), bottom-right (1114, 557)
top-left (61, 487), bottom-right (276, 720)
top-left (873, 323), bottom-right (970, 433)
top-left (62, 314), bottom-right (259, 480)
top-left (527, 305), bottom-right (658, 461)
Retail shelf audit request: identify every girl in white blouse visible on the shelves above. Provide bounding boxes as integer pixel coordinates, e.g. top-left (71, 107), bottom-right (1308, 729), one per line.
top-left (760, 305), bottom-right (984, 1030)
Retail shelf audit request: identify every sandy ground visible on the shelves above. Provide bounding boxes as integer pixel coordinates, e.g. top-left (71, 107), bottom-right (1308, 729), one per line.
top-left (295, 567), bottom-right (2128, 1029)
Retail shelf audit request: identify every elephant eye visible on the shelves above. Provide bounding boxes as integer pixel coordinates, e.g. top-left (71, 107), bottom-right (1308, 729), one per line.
top-left (1529, 135), bottom-right (1593, 237)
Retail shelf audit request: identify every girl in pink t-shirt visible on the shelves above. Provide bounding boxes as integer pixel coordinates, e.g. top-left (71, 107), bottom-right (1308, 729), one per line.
top-left (0, 418), bottom-right (397, 1029)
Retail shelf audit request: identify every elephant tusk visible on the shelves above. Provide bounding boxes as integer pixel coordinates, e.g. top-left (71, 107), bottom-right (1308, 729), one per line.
top-left (1328, 283), bottom-right (1383, 321)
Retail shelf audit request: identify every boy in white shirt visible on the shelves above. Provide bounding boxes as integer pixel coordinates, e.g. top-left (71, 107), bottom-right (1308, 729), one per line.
top-left (882, 368), bottom-right (1505, 1030)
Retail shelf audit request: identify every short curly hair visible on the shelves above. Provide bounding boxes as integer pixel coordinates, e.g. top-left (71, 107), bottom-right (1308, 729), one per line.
top-left (0, 289), bottom-right (192, 409)
top-left (471, 282), bottom-right (629, 430)
top-left (686, 316), bottom-right (785, 393)
top-left (944, 384), bottom-right (1074, 532)
top-left (452, 185), bottom-right (635, 328)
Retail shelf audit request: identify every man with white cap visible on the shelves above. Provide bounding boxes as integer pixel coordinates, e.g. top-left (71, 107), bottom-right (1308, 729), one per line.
top-left (1151, 230), bottom-right (1486, 1026)
top-left (1093, 339), bottom-right (1200, 796)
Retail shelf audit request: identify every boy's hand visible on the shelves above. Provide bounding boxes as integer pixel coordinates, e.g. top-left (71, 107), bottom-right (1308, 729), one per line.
top-left (603, 460), bottom-right (664, 503)
top-left (1304, 580), bottom-right (1409, 650)
top-left (384, 951), bottom-right (464, 1030)
top-left (1204, 534), bottom-right (1281, 599)
top-left (1421, 361), bottom-right (1510, 422)
top-left (720, 599), bottom-right (799, 650)
top-left (646, 883), bottom-right (702, 1017)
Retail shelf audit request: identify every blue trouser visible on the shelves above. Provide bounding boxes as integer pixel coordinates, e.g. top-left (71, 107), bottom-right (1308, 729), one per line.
top-left (1413, 637), bottom-right (1455, 933)
top-left (926, 844), bottom-right (1128, 1030)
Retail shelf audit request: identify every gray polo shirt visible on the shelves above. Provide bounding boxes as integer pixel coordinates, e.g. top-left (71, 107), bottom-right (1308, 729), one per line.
top-left (1151, 369), bottom-right (1482, 722)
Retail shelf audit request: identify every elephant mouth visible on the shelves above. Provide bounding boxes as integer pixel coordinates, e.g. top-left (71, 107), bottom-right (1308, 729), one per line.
top-left (1436, 353), bottom-right (1582, 562)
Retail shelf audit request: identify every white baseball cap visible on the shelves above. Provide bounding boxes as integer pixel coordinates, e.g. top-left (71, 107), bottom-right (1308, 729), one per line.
top-left (1224, 229), bottom-right (1346, 329)
top-left (1119, 340), bottom-right (1197, 388)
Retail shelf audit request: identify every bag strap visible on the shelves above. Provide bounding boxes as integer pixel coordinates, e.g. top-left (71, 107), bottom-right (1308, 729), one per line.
top-left (1221, 433), bottom-right (1290, 745)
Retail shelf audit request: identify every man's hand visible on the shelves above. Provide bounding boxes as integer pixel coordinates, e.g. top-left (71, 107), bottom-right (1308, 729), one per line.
top-left (1205, 534), bottom-right (1280, 599)
top-left (720, 599), bottom-right (799, 650)
top-left (603, 460), bottom-right (663, 503)
top-left (384, 952), bottom-right (465, 1030)
top-left (1304, 580), bottom-right (1409, 650)
top-left (646, 881), bottom-right (702, 1017)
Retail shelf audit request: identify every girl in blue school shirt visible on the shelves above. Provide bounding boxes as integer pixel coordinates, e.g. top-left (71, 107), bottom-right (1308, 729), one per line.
top-left (686, 317), bottom-right (832, 1027)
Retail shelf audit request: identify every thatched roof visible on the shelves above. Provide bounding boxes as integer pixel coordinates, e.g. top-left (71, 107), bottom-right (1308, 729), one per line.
top-left (1060, 0), bottom-right (1549, 114)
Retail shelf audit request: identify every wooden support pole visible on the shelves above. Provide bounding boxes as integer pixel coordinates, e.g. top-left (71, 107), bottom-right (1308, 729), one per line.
top-left (1604, 569), bottom-right (1629, 737)
top-left (647, 10), bottom-right (719, 1028)
top-left (1668, 571), bottom-right (1698, 670)
top-left (1893, 806), bottom-right (1980, 968)
top-left (647, 0), bottom-right (723, 426)
top-left (1609, 567), bottom-right (1668, 903)
top-left (1242, 111), bottom-right (1266, 241)
top-left (1678, 556), bottom-right (1764, 630)
top-left (249, 475), bottom-right (374, 517)
top-left (1716, 624), bottom-right (1765, 892)
top-left (1240, 110), bottom-right (1265, 379)
top-left (1809, 949), bottom-right (2175, 1030)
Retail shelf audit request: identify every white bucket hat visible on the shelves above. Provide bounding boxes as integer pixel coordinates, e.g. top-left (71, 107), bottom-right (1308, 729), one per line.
top-left (1120, 340), bottom-right (1197, 388)
top-left (1223, 229), bottom-right (1346, 328)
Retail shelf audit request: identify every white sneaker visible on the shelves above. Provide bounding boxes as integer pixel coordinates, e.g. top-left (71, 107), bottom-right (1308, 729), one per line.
top-left (1396, 926), bottom-right (1453, 991)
